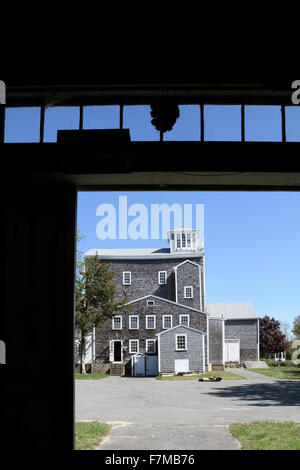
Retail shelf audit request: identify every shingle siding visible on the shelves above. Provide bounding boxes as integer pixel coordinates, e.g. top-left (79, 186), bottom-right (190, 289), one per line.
top-left (176, 262), bottom-right (202, 310)
top-left (102, 257), bottom-right (203, 303)
top-left (225, 320), bottom-right (258, 362)
top-left (94, 296), bottom-right (207, 374)
top-left (209, 318), bottom-right (224, 366)
top-left (159, 326), bottom-right (205, 374)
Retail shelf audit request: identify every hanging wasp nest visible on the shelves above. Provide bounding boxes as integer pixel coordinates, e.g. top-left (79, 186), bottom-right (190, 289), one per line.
top-left (150, 100), bottom-right (180, 133)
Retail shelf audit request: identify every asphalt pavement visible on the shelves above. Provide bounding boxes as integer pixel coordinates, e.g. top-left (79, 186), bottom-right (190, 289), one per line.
top-left (75, 369), bottom-right (300, 450)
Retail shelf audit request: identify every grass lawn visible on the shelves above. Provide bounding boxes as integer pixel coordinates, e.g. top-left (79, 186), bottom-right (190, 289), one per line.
top-left (156, 370), bottom-right (244, 381)
top-left (249, 367), bottom-right (300, 380)
top-left (230, 422), bottom-right (300, 450)
top-left (75, 373), bottom-right (110, 380)
top-left (75, 421), bottom-right (111, 450)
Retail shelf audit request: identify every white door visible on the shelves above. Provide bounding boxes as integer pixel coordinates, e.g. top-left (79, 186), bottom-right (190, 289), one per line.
top-left (146, 356), bottom-right (158, 376)
top-left (134, 355), bottom-right (145, 376)
top-left (175, 359), bottom-right (189, 374)
top-left (225, 340), bottom-right (240, 363)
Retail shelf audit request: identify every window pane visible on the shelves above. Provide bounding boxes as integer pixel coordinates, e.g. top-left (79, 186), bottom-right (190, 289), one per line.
top-left (123, 105), bottom-right (159, 141)
top-left (44, 106), bottom-right (80, 142)
top-left (130, 316), bottom-right (138, 329)
top-left (245, 105), bottom-right (282, 142)
top-left (177, 335), bottom-right (186, 350)
top-left (147, 316), bottom-right (155, 328)
top-left (182, 234), bottom-right (186, 247)
top-left (181, 316), bottom-right (189, 326)
top-left (147, 340), bottom-right (155, 352)
top-left (130, 340), bottom-right (138, 353)
top-left (185, 287), bottom-right (193, 298)
top-left (83, 105), bottom-right (120, 129)
top-left (113, 317), bottom-right (121, 329)
top-left (285, 106), bottom-right (300, 142)
top-left (123, 272), bottom-right (131, 285)
top-left (164, 105), bottom-right (200, 141)
top-left (204, 105), bottom-right (241, 141)
top-left (4, 107), bottom-right (41, 142)
top-left (159, 271), bottom-right (166, 284)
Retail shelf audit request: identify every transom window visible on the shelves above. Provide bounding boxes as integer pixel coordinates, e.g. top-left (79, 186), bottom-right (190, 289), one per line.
top-left (158, 271), bottom-right (167, 285)
top-left (163, 315), bottom-right (172, 329)
top-left (184, 286), bottom-right (193, 298)
top-left (129, 340), bottom-right (139, 354)
top-left (146, 315), bottom-right (156, 329)
top-left (180, 315), bottom-right (190, 327)
top-left (146, 339), bottom-right (156, 353)
top-left (112, 316), bottom-right (122, 330)
top-left (176, 334), bottom-right (187, 351)
top-left (6, 104), bottom-right (297, 144)
top-left (129, 315), bottom-right (139, 329)
top-left (123, 271), bottom-right (131, 285)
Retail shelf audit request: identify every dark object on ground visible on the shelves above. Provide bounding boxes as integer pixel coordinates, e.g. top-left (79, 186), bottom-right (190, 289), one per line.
top-left (199, 377), bottom-right (223, 382)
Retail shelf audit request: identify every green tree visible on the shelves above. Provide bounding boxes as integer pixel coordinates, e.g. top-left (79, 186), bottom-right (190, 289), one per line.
top-left (75, 233), bottom-right (129, 374)
top-left (292, 316), bottom-right (300, 339)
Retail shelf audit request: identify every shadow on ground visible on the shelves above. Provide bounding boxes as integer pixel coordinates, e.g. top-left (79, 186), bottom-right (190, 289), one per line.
top-left (207, 381), bottom-right (300, 407)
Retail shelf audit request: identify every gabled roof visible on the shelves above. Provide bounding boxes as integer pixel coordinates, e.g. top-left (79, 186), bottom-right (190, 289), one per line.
top-left (127, 294), bottom-right (208, 315)
top-left (173, 259), bottom-right (201, 270)
top-left (205, 303), bottom-right (259, 320)
top-left (156, 324), bottom-right (207, 336)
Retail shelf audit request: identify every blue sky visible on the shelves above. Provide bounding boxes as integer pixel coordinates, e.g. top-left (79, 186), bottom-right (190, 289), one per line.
top-left (4, 103), bottom-right (300, 331)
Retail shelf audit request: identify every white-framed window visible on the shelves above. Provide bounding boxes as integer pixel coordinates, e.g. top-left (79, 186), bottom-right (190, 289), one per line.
top-left (184, 286), bottom-right (193, 298)
top-left (146, 315), bottom-right (156, 329)
top-left (163, 315), bottom-right (172, 329)
top-left (187, 233), bottom-right (191, 248)
top-left (176, 234), bottom-right (181, 248)
top-left (158, 271), bottom-right (167, 285)
top-left (129, 315), bottom-right (139, 329)
top-left (180, 315), bottom-right (190, 327)
top-left (123, 271), bottom-right (131, 285)
top-left (147, 300), bottom-right (155, 307)
top-left (181, 233), bottom-right (186, 248)
top-left (112, 316), bottom-right (122, 330)
top-left (176, 334), bottom-right (187, 351)
top-left (146, 339), bottom-right (156, 353)
top-left (129, 339), bottom-right (139, 354)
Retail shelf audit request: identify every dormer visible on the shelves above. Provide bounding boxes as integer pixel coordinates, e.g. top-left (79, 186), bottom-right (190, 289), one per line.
top-left (167, 228), bottom-right (202, 253)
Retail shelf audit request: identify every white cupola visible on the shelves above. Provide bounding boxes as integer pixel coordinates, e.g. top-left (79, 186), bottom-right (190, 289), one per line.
top-left (167, 228), bottom-right (203, 253)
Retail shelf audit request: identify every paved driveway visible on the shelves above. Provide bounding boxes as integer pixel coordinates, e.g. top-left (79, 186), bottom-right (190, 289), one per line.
top-left (75, 369), bottom-right (300, 450)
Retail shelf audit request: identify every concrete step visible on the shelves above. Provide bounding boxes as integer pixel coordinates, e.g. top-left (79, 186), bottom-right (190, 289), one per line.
top-left (110, 363), bottom-right (125, 376)
top-left (244, 361), bottom-right (269, 369)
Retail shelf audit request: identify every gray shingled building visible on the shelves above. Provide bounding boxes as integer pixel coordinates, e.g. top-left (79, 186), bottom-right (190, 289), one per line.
top-left (80, 228), bottom-right (260, 376)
